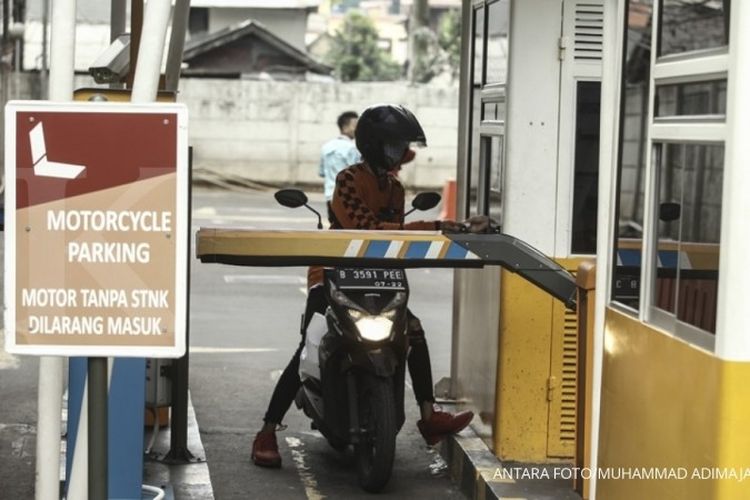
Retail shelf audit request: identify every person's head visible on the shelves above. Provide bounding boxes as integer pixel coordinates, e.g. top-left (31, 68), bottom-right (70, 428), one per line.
top-left (337, 111), bottom-right (359, 139)
top-left (354, 104), bottom-right (426, 177)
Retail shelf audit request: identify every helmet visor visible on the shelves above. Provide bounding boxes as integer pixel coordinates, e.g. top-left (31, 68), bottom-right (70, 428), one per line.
top-left (383, 140), bottom-right (410, 169)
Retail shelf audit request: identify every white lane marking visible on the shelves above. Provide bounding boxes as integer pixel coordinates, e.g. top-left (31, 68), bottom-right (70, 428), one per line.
top-left (286, 436), bottom-right (326, 500)
top-left (0, 330), bottom-right (20, 369)
top-left (223, 275), bottom-right (306, 285)
top-left (428, 450), bottom-right (449, 476)
top-left (344, 239), bottom-right (363, 257)
top-left (189, 347), bottom-right (278, 354)
top-left (425, 241), bottom-right (444, 259)
top-left (300, 431), bottom-right (324, 439)
top-left (192, 209), bottom-right (312, 224)
top-left (385, 240), bottom-right (403, 258)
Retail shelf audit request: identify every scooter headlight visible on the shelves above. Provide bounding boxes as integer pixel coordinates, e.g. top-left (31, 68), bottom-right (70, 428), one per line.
top-left (355, 316), bottom-right (393, 341)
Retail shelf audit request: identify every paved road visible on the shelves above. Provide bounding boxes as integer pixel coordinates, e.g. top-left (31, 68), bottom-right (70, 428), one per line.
top-left (0, 186), bottom-right (463, 499)
top-left (189, 187), bottom-right (462, 499)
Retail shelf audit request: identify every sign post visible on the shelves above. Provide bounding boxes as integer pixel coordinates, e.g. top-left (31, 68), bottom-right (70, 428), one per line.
top-left (89, 356), bottom-right (108, 500)
top-left (4, 100), bottom-right (189, 497)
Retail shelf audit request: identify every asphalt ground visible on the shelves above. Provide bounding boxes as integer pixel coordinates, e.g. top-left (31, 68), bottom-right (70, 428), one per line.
top-left (0, 186), bottom-right (464, 499)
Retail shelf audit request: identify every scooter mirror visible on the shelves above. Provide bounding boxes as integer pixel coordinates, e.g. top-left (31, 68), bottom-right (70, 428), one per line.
top-left (411, 192), bottom-right (441, 212)
top-left (275, 189), bottom-right (308, 209)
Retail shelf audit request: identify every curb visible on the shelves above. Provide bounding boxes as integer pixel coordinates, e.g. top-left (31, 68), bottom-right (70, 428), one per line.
top-left (439, 427), bottom-right (582, 500)
top-left (439, 428), bottom-right (505, 500)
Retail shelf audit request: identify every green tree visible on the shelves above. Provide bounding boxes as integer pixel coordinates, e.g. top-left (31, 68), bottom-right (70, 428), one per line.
top-left (438, 9), bottom-right (461, 80)
top-left (410, 27), bottom-right (443, 84)
top-left (409, 9), bottom-right (462, 84)
top-left (327, 11), bottom-right (402, 82)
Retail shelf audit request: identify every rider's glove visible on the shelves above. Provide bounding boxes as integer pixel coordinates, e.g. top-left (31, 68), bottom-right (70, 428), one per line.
top-left (463, 215), bottom-right (496, 233)
top-left (437, 220), bottom-right (465, 233)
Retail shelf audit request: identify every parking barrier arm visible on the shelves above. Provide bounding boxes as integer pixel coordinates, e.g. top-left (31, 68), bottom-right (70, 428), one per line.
top-left (196, 229), bottom-right (577, 310)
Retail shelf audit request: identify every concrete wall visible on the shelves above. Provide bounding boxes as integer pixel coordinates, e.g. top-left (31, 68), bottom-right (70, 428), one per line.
top-left (179, 78), bottom-right (459, 189)
top-left (2, 73), bottom-right (459, 189)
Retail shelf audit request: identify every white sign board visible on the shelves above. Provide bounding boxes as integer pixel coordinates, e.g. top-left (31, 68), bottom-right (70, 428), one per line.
top-left (4, 101), bottom-right (189, 357)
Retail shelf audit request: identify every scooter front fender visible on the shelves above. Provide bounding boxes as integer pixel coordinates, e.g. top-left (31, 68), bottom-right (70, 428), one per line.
top-left (347, 347), bottom-right (399, 378)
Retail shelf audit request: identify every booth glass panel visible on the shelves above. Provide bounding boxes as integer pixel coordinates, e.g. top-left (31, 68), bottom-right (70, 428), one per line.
top-left (477, 135), bottom-right (492, 215)
top-left (571, 81), bottom-right (601, 255)
top-left (485, 0), bottom-right (510, 84)
top-left (488, 135), bottom-right (503, 224)
top-left (652, 143), bottom-right (723, 334)
top-left (468, 87), bottom-right (483, 217)
top-left (611, 0), bottom-right (653, 309)
top-left (655, 80), bottom-right (727, 117)
top-left (658, 0), bottom-right (730, 56)
top-left (473, 7), bottom-right (486, 85)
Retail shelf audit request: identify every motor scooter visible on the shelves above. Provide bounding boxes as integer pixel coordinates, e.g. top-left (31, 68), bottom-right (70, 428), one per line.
top-left (274, 188), bottom-right (440, 492)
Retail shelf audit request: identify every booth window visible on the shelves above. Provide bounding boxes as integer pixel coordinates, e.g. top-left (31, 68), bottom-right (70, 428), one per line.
top-left (658, 0), bottom-right (730, 56)
top-left (475, 134), bottom-right (504, 222)
top-left (487, 135), bottom-right (504, 224)
top-left (467, 1), bottom-right (508, 219)
top-left (655, 80), bottom-right (727, 117)
top-left (468, 6), bottom-right (486, 217)
top-left (571, 81), bottom-right (601, 255)
top-left (611, 0), bottom-right (652, 310)
top-left (652, 143), bottom-right (723, 334)
top-left (485, 0), bottom-right (510, 84)
top-left (473, 7), bottom-right (486, 85)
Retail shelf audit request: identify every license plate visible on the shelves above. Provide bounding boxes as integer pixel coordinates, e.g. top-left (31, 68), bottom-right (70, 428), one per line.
top-left (334, 268), bottom-right (407, 290)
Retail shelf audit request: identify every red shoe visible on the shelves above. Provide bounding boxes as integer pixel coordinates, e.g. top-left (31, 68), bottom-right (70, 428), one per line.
top-left (417, 408), bottom-right (474, 446)
top-left (252, 431), bottom-right (282, 468)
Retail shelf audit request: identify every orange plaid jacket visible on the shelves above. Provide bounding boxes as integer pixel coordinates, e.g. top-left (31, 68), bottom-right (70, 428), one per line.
top-left (307, 162), bottom-right (438, 289)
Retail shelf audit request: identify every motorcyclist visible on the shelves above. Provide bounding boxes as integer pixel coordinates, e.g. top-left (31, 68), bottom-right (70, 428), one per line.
top-left (252, 104), bottom-right (483, 468)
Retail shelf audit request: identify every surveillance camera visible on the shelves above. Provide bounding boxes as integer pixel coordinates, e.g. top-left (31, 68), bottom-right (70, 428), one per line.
top-left (89, 34), bottom-right (130, 84)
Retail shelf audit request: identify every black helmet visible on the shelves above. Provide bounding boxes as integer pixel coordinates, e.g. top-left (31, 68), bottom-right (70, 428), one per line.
top-left (355, 104), bottom-right (427, 176)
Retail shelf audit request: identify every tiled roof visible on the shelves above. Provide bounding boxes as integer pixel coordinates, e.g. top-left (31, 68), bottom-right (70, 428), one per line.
top-left (184, 19), bottom-right (332, 75)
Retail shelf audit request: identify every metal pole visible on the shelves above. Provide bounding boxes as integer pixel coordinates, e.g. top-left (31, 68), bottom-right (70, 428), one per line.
top-left (68, 350), bottom-right (114, 500)
top-left (2, 0), bottom-right (9, 45)
top-left (88, 358), bottom-right (108, 500)
top-left (108, 0), bottom-right (126, 86)
top-left (1, 0), bottom-right (9, 170)
top-left (130, 0), bottom-right (197, 464)
top-left (128, 0), bottom-right (143, 88)
top-left (35, 1), bottom-right (76, 498)
top-left (47, 0), bottom-right (76, 101)
top-left (110, 0), bottom-right (126, 40)
top-left (165, 148), bottom-right (194, 463)
top-left (40, 0), bottom-right (49, 98)
top-left (131, 0), bottom-right (172, 103)
top-left (448, 0), bottom-right (474, 400)
top-left (165, 0), bottom-right (190, 92)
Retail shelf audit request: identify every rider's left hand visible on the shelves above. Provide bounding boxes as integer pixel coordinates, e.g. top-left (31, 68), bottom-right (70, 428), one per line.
top-left (440, 220), bottom-right (465, 233)
top-left (463, 215), bottom-right (493, 233)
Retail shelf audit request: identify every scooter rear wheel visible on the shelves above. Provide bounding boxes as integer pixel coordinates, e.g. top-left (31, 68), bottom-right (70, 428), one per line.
top-left (355, 375), bottom-right (397, 493)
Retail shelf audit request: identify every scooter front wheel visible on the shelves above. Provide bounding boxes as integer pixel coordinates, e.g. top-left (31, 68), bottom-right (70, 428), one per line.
top-left (355, 375), bottom-right (397, 493)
